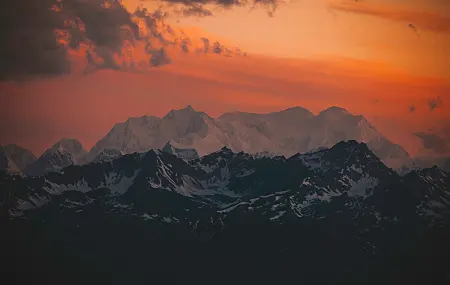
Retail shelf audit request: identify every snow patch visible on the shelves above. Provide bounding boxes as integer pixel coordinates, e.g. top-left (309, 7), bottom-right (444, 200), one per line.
top-left (270, 211), bottom-right (286, 221)
top-left (347, 176), bottom-right (379, 198)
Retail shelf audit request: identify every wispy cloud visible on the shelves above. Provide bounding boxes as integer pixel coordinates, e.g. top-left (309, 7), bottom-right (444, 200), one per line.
top-left (328, 0), bottom-right (450, 34)
top-left (141, 0), bottom-right (284, 17)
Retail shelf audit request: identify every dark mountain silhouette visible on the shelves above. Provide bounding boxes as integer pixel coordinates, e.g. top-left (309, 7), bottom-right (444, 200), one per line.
top-left (1, 140), bottom-right (450, 284)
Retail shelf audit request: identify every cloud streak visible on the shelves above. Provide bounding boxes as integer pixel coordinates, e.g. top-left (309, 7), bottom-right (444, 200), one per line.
top-left (140, 0), bottom-right (285, 17)
top-left (328, 0), bottom-right (450, 34)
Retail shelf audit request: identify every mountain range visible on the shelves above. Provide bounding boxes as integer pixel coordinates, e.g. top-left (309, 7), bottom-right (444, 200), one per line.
top-left (4, 105), bottom-right (423, 177)
top-left (2, 140), bottom-right (450, 283)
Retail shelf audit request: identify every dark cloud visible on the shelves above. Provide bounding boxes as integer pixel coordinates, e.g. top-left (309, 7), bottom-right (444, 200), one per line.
top-left (144, 0), bottom-right (284, 17)
top-left (176, 4), bottom-right (214, 17)
top-left (212, 41), bottom-right (224, 54)
top-left (179, 37), bottom-right (191, 53)
top-left (414, 132), bottom-right (450, 154)
top-left (0, 0), bottom-right (248, 80)
top-left (0, 0), bottom-right (72, 79)
top-left (149, 48), bottom-right (171, 66)
top-left (195, 38), bottom-right (245, 57)
top-left (428, 96), bottom-right (443, 111)
top-left (198, 37), bottom-right (210, 53)
top-left (160, 0), bottom-right (281, 9)
top-left (408, 104), bottom-right (416, 113)
top-left (0, 0), bottom-right (178, 80)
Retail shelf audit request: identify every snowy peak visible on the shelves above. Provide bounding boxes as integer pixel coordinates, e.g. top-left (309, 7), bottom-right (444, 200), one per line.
top-left (163, 105), bottom-right (205, 120)
top-left (318, 106), bottom-right (350, 117)
top-left (276, 106), bottom-right (314, 116)
top-left (82, 105), bottom-right (412, 172)
top-left (51, 138), bottom-right (87, 161)
top-left (24, 139), bottom-right (87, 176)
top-left (1, 144), bottom-right (36, 171)
top-left (162, 141), bottom-right (199, 161)
top-left (161, 105), bottom-right (211, 136)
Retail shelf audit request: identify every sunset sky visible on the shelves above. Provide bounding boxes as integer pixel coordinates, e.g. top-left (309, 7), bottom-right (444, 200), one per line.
top-left (0, 0), bottom-right (449, 157)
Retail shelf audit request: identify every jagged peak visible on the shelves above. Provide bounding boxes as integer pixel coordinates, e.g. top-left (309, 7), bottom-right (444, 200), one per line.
top-left (331, 140), bottom-right (369, 151)
top-left (161, 141), bottom-right (199, 160)
top-left (164, 105), bottom-right (202, 117)
top-left (52, 138), bottom-right (84, 151)
top-left (208, 146), bottom-right (234, 156)
top-left (220, 146), bottom-right (233, 152)
top-left (163, 140), bottom-right (182, 149)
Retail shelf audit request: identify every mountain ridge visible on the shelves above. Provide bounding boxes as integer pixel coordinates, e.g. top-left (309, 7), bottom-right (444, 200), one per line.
top-left (24, 138), bottom-right (87, 176)
top-left (82, 105), bottom-right (413, 172)
top-left (2, 140), bottom-right (450, 283)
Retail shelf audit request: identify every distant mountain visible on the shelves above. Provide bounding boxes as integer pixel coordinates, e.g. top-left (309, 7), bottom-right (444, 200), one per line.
top-left (162, 141), bottom-right (199, 160)
top-left (410, 156), bottom-right (450, 173)
top-left (84, 105), bottom-right (412, 171)
top-left (24, 139), bottom-right (87, 176)
top-left (1, 144), bottom-right (36, 171)
top-left (91, 148), bottom-right (124, 164)
top-left (2, 140), bottom-right (450, 283)
top-left (0, 148), bottom-right (21, 174)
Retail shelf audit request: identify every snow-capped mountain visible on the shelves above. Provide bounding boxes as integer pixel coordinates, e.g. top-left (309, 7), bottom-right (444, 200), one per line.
top-left (24, 139), bottom-right (87, 176)
top-left (4, 140), bottom-right (448, 224)
top-left (85, 105), bottom-right (412, 171)
top-left (85, 105), bottom-right (227, 162)
top-left (1, 144), bottom-right (36, 171)
top-left (162, 141), bottom-right (199, 160)
top-left (2, 140), bottom-right (450, 283)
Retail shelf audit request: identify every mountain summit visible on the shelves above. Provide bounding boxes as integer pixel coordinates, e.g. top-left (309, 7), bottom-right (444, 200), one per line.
top-left (24, 138), bottom-right (87, 176)
top-left (0, 144), bottom-right (36, 171)
top-left (84, 106), bottom-right (412, 171)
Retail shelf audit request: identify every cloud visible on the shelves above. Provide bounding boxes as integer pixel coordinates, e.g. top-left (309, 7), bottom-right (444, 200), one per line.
top-left (142, 0), bottom-right (284, 17)
top-left (328, 0), bottom-right (450, 34)
top-left (1, 0), bottom-right (150, 79)
top-left (428, 96), bottom-right (443, 111)
top-left (414, 132), bottom-right (450, 154)
top-left (0, 0), bottom-right (247, 80)
top-left (149, 48), bottom-right (172, 66)
top-left (172, 4), bottom-right (214, 17)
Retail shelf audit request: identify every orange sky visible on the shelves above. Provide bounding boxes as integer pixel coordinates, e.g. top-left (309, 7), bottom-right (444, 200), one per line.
top-left (132, 0), bottom-right (450, 78)
top-left (0, 0), bottom-right (449, 157)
